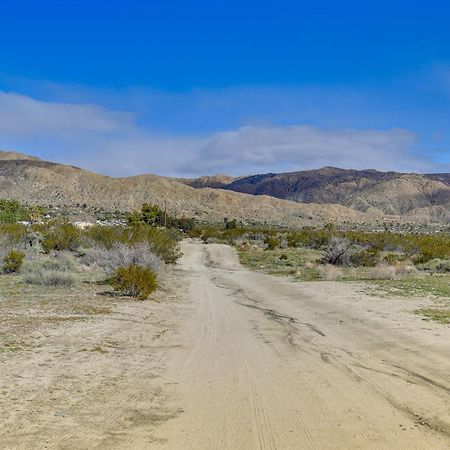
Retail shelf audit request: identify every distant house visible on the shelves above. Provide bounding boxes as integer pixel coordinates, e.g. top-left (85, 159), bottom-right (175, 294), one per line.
top-left (73, 221), bottom-right (95, 230)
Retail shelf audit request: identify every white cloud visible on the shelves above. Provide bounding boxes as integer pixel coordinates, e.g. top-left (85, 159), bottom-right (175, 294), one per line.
top-left (0, 88), bottom-right (442, 177)
top-left (52, 124), bottom-right (426, 178)
top-left (0, 91), bottom-right (132, 135)
top-left (179, 125), bottom-right (421, 175)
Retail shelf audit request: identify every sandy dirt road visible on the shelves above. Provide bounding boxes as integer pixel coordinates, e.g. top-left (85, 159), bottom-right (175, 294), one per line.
top-left (152, 240), bottom-right (450, 449)
top-left (1, 240), bottom-right (450, 449)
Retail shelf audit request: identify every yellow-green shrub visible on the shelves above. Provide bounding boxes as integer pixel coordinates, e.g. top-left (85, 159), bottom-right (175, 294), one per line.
top-left (3, 250), bottom-right (25, 273)
top-left (110, 264), bottom-right (158, 300)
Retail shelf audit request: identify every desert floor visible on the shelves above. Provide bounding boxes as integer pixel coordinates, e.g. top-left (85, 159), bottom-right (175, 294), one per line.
top-left (1, 240), bottom-right (449, 449)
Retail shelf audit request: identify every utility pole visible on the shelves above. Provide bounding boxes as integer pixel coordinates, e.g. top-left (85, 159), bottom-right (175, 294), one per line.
top-left (164, 200), bottom-right (167, 227)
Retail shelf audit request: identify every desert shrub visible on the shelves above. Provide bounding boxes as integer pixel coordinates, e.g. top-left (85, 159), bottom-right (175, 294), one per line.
top-left (435, 260), bottom-right (450, 273)
top-left (383, 253), bottom-right (403, 265)
top-left (41, 224), bottom-right (81, 253)
top-left (40, 253), bottom-right (76, 272)
top-left (287, 227), bottom-right (331, 249)
top-left (322, 236), bottom-right (352, 266)
top-left (0, 199), bottom-right (29, 224)
top-left (350, 247), bottom-right (380, 267)
top-left (370, 264), bottom-right (397, 280)
top-left (173, 217), bottom-right (196, 232)
top-left (394, 262), bottom-right (418, 275)
top-left (0, 223), bottom-right (28, 244)
top-left (23, 266), bottom-right (75, 287)
top-left (83, 225), bottom-right (118, 249)
top-left (110, 264), bottom-right (158, 300)
top-left (139, 204), bottom-right (162, 226)
top-left (83, 224), bottom-right (180, 264)
top-left (225, 219), bottom-right (237, 229)
top-left (417, 258), bottom-right (442, 272)
top-left (125, 204), bottom-right (196, 231)
top-left (264, 235), bottom-right (279, 250)
top-left (0, 223), bottom-right (33, 260)
top-left (3, 250), bottom-right (25, 273)
top-left (80, 242), bottom-right (162, 274)
top-left (317, 264), bottom-right (343, 280)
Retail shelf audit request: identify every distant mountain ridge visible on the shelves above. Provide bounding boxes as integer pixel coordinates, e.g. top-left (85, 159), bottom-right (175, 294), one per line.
top-left (0, 151), bottom-right (373, 227)
top-left (0, 151), bottom-right (449, 226)
top-left (182, 167), bottom-right (450, 220)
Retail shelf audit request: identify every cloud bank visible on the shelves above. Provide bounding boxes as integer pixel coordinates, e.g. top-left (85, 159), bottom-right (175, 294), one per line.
top-left (0, 88), bottom-right (443, 177)
top-left (0, 91), bottom-right (132, 135)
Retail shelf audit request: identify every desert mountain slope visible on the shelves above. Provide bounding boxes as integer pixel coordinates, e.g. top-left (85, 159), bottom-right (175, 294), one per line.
top-left (0, 153), bottom-right (378, 227)
top-left (184, 167), bottom-right (450, 221)
top-left (1, 152), bottom-right (449, 225)
top-left (179, 174), bottom-right (236, 189)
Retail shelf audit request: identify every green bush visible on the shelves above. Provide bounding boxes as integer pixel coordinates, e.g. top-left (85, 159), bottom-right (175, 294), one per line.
top-left (41, 224), bottom-right (81, 253)
top-left (225, 219), bottom-right (237, 229)
top-left (264, 235), bottom-right (279, 250)
top-left (3, 250), bottom-right (25, 273)
top-left (110, 264), bottom-right (158, 300)
top-left (0, 222), bottom-right (28, 238)
top-left (0, 199), bottom-right (29, 224)
top-left (418, 258), bottom-right (450, 273)
top-left (350, 247), bottom-right (380, 267)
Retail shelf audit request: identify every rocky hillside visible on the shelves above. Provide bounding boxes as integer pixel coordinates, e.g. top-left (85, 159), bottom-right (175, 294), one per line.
top-left (1, 152), bottom-right (449, 226)
top-left (184, 167), bottom-right (450, 222)
top-left (0, 152), bottom-right (378, 227)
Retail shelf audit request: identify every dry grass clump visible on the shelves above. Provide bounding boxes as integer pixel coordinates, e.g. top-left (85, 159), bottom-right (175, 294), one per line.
top-left (394, 262), bottom-right (418, 275)
top-left (21, 253), bottom-right (78, 287)
top-left (22, 266), bottom-right (75, 287)
top-left (370, 263), bottom-right (398, 280)
top-left (304, 261), bottom-right (317, 270)
top-left (39, 252), bottom-right (76, 272)
top-left (369, 261), bottom-right (419, 280)
top-left (317, 264), bottom-right (343, 281)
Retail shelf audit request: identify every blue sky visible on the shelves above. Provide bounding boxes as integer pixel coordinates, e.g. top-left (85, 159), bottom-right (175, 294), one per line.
top-left (1, 0), bottom-right (450, 176)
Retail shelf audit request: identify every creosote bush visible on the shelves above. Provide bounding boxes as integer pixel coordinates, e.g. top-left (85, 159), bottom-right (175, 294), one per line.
top-left (41, 223), bottom-right (81, 253)
top-left (3, 250), bottom-right (25, 274)
top-left (264, 235), bottom-right (280, 251)
top-left (350, 247), bottom-right (380, 267)
top-left (110, 264), bottom-right (158, 300)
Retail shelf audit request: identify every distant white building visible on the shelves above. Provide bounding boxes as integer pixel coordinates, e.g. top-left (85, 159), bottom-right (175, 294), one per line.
top-left (73, 221), bottom-right (95, 230)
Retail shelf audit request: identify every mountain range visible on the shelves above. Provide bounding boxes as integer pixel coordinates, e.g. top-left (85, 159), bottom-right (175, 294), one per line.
top-left (0, 151), bottom-right (449, 227)
top-left (183, 167), bottom-right (450, 223)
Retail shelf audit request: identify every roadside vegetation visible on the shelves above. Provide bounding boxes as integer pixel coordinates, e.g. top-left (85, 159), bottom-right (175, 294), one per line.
top-left (189, 222), bottom-right (450, 323)
top-left (2, 198), bottom-right (450, 322)
top-left (0, 201), bottom-right (183, 300)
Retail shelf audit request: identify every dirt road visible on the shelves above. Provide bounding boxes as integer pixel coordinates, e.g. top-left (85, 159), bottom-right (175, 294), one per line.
top-left (1, 240), bottom-right (450, 449)
top-left (153, 241), bottom-right (450, 449)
